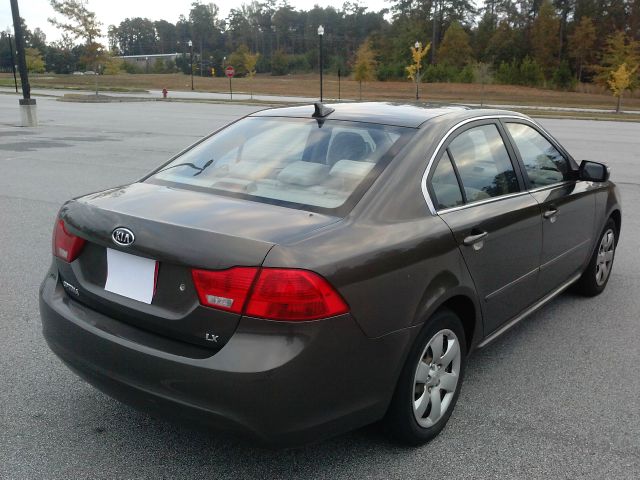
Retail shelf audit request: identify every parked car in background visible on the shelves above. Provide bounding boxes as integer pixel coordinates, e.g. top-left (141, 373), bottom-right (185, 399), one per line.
top-left (40, 102), bottom-right (621, 446)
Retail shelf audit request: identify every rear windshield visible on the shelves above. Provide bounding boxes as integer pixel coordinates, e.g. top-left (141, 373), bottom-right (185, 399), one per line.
top-left (146, 117), bottom-right (412, 215)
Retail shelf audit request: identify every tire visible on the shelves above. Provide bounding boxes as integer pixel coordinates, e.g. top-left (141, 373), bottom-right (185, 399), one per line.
top-left (384, 308), bottom-right (467, 445)
top-left (574, 218), bottom-right (617, 297)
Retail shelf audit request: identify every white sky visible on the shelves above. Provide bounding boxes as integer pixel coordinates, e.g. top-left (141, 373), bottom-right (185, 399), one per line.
top-left (1, 1), bottom-right (392, 43)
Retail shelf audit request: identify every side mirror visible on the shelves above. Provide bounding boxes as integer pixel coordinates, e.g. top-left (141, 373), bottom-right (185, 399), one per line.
top-left (579, 160), bottom-right (610, 182)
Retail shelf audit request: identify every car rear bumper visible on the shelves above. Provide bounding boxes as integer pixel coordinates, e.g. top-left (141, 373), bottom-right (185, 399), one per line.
top-left (40, 271), bottom-right (414, 446)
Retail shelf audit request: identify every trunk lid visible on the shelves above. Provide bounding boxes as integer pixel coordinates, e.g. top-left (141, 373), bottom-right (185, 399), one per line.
top-left (57, 182), bottom-right (339, 350)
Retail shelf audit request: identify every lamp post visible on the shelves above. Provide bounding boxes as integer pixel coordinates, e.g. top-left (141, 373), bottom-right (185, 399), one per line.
top-left (414, 41), bottom-right (421, 101)
top-left (95, 47), bottom-right (103, 96)
top-left (317, 25), bottom-right (324, 102)
top-left (145, 55), bottom-right (149, 74)
top-left (188, 40), bottom-right (194, 91)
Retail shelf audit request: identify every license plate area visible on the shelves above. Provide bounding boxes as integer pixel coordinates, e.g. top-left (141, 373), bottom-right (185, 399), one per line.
top-left (104, 248), bottom-right (158, 304)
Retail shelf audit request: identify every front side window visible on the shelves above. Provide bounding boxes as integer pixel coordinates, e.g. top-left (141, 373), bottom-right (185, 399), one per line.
top-left (147, 117), bottom-right (410, 214)
top-left (447, 124), bottom-right (519, 203)
top-left (506, 122), bottom-right (569, 188)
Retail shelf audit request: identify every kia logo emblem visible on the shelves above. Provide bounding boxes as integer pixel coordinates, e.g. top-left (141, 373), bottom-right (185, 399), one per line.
top-left (112, 227), bottom-right (135, 246)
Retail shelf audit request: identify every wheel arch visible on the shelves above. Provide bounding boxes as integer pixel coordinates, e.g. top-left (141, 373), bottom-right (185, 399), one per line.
top-left (610, 209), bottom-right (621, 241)
top-left (413, 279), bottom-right (482, 355)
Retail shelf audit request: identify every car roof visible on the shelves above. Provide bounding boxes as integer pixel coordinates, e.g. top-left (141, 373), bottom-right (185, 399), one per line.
top-left (250, 102), bottom-right (474, 128)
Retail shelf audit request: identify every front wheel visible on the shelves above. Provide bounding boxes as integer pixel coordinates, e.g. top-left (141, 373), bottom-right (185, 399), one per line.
top-left (574, 218), bottom-right (617, 297)
top-left (384, 308), bottom-right (466, 445)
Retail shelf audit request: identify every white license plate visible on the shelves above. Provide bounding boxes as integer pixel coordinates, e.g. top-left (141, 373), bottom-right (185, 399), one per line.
top-left (104, 248), bottom-right (157, 304)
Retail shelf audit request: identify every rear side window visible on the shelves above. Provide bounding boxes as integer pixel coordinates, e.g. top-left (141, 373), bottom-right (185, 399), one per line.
top-left (431, 152), bottom-right (463, 210)
top-left (506, 123), bottom-right (569, 188)
top-left (147, 117), bottom-right (411, 214)
top-left (447, 124), bottom-right (519, 203)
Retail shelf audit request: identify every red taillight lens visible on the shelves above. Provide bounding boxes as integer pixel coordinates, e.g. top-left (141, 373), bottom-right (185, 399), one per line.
top-left (191, 267), bottom-right (259, 314)
top-left (246, 269), bottom-right (349, 321)
top-left (52, 219), bottom-right (86, 262)
top-left (191, 267), bottom-right (349, 321)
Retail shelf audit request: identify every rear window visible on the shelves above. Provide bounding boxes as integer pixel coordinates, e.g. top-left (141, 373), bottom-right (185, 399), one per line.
top-left (146, 117), bottom-right (412, 214)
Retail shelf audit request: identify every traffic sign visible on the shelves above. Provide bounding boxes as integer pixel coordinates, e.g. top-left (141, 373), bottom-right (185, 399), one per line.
top-left (225, 66), bottom-right (235, 78)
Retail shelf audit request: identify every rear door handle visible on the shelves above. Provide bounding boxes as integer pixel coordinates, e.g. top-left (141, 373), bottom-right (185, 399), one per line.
top-left (463, 231), bottom-right (488, 246)
top-left (543, 207), bottom-right (559, 221)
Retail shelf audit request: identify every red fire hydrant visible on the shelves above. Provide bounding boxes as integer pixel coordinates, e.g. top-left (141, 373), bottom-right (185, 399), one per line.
top-left (162, 88), bottom-right (168, 99)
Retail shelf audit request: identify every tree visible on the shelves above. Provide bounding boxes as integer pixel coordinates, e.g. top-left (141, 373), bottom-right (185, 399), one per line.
top-left (48, 1), bottom-right (102, 44)
top-left (102, 55), bottom-right (123, 75)
top-left (530, 0), bottom-right (559, 79)
top-left (406, 41), bottom-right (430, 100)
top-left (49, 1), bottom-right (104, 71)
top-left (271, 49), bottom-right (289, 75)
top-left (485, 21), bottom-right (523, 66)
top-left (227, 44), bottom-right (249, 75)
top-left (244, 50), bottom-right (260, 99)
top-left (353, 40), bottom-right (377, 100)
top-left (593, 31), bottom-right (640, 88)
top-left (608, 63), bottom-right (638, 112)
top-left (25, 47), bottom-right (45, 73)
top-left (438, 21), bottom-right (472, 68)
top-left (568, 17), bottom-right (596, 82)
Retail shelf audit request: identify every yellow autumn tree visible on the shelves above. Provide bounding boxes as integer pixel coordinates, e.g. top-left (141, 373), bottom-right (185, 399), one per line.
top-left (353, 40), bottom-right (377, 100)
top-left (25, 48), bottom-right (46, 73)
top-left (406, 41), bottom-right (430, 100)
top-left (243, 51), bottom-right (260, 99)
top-left (608, 63), bottom-right (638, 113)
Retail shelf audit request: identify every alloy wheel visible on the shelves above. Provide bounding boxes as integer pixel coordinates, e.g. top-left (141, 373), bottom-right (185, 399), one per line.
top-left (595, 228), bottom-right (615, 287)
top-left (412, 329), bottom-right (462, 428)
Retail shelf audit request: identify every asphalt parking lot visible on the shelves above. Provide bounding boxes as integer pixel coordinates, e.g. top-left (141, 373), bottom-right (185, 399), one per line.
top-left (1, 94), bottom-right (639, 479)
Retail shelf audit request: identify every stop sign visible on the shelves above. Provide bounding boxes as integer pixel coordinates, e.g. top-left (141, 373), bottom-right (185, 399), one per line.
top-left (225, 66), bottom-right (235, 78)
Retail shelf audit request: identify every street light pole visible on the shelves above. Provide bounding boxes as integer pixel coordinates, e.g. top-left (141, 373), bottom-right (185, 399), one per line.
top-left (317, 25), bottom-right (324, 102)
top-left (96, 47), bottom-right (103, 96)
top-left (415, 41), bottom-right (421, 101)
top-left (188, 40), bottom-right (194, 91)
top-left (7, 34), bottom-right (18, 93)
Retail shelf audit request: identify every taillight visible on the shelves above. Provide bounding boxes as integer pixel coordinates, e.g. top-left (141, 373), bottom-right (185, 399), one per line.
top-left (191, 267), bottom-right (349, 321)
top-left (52, 219), bottom-right (86, 262)
top-left (191, 267), bottom-right (259, 314)
top-left (245, 269), bottom-right (349, 320)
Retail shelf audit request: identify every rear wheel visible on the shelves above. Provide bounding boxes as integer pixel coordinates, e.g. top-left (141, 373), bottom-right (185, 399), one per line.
top-left (384, 308), bottom-right (466, 445)
top-left (575, 218), bottom-right (617, 296)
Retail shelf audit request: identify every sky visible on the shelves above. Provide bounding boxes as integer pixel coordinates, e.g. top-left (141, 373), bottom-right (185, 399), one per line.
top-left (1, 0), bottom-right (391, 43)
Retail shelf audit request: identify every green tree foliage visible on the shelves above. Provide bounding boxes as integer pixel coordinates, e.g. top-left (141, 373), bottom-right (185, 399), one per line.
top-left (531, 0), bottom-right (560, 79)
top-left (568, 17), bottom-right (596, 81)
top-left (48, 1), bottom-right (102, 44)
top-left (102, 55), bottom-right (123, 75)
top-left (227, 44), bottom-right (249, 76)
top-left (485, 21), bottom-right (523, 66)
top-left (437, 21), bottom-right (472, 68)
top-left (271, 49), bottom-right (288, 76)
top-left (8, 0), bottom-right (639, 93)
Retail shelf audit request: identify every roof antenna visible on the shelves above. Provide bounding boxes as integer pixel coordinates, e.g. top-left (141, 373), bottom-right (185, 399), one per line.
top-left (312, 102), bottom-right (334, 118)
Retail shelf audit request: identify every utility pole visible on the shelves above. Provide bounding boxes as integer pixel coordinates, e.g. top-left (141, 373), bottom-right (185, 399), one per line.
top-left (7, 34), bottom-right (18, 93)
top-left (10, 0), bottom-right (37, 126)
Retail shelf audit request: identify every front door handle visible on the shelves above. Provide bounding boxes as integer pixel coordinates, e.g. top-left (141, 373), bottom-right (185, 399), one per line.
top-left (463, 231), bottom-right (488, 246)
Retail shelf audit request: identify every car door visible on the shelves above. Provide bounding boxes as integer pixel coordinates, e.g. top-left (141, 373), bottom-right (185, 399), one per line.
top-left (427, 121), bottom-right (543, 335)
top-left (503, 121), bottom-right (595, 297)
